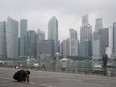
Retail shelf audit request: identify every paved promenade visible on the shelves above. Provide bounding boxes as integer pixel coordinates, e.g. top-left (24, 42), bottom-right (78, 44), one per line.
top-left (0, 67), bottom-right (116, 87)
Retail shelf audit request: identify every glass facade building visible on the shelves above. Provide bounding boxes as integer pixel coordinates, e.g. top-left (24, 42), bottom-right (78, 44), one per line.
top-left (80, 14), bottom-right (92, 57)
top-left (48, 16), bottom-right (58, 54)
top-left (20, 19), bottom-right (27, 58)
top-left (0, 22), bottom-right (6, 58)
top-left (6, 17), bottom-right (18, 58)
top-left (69, 29), bottom-right (78, 56)
top-left (113, 22), bottom-right (116, 53)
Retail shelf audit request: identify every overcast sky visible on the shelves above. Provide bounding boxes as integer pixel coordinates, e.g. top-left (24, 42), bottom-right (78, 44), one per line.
top-left (0, 0), bottom-right (116, 40)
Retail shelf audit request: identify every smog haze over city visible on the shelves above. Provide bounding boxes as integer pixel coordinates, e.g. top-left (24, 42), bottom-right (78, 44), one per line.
top-left (0, 0), bottom-right (116, 40)
top-left (0, 1), bottom-right (116, 87)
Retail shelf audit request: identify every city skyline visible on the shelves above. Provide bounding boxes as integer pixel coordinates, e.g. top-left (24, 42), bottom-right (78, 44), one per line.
top-left (0, 0), bottom-right (116, 40)
top-left (0, 16), bottom-right (114, 59)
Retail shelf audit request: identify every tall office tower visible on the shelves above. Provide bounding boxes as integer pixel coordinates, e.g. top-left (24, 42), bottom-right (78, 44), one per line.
top-left (57, 40), bottom-right (60, 53)
top-left (37, 40), bottom-right (54, 66)
top-left (82, 14), bottom-right (88, 25)
top-left (69, 28), bottom-right (77, 39)
top-left (36, 29), bottom-right (45, 58)
top-left (80, 14), bottom-right (92, 57)
top-left (105, 26), bottom-right (113, 57)
top-left (6, 17), bottom-right (18, 58)
top-left (113, 22), bottom-right (116, 53)
top-left (109, 26), bottom-right (113, 50)
top-left (20, 19), bottom-right (27, 58)
top-left (60, 39), bottom-right (70, 57)
top-left (95, 18), bottom-right (103, 32)
top-left (92, 18), bottom-right (103, 59)
top-left (0, 22), bottom-right (6, 58)
top-left (92, 36), bottom-right (100, 59)
top-left (27, 30), bottom-right (36, 58)
top-left (99, 28), bottom-right (109, 56)
top-left (36, 29), bottom-right (45, 41)
top-left (48, 16), bottom-right (58, 54)
top-left (18, 37), bottom-right (20, 58)
top-left (37, 40), bottom-right (54, 56)
top-left (69, 28), bottom-right (78, 56)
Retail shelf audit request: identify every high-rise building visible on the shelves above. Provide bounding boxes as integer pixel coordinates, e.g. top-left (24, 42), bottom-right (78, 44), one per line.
top-left (92, 18), bottom-right (103, 59)
top-left (27, 30), bottom-right (36, 58)
top-left (92, 39), bottom-right (100, 59)
top-left (37, 40), bottom-right (54, 56)
top-left (36, 29), bottom-right (45, 41)
top-left (109, 26), bottom-right (113, 50)
top-left (80, 14), bottom-right (92, 57)
top-left (0, 22), bottom-right (6, 58)
top-left (93, 28), bottom-right (109, 59)
top-left (69, 29), bottom-right (78, 56)
top-left (113, 22), bottom-right (116, 53)
top-left (20, 19), bottom-right (27, 58)
top-left (48, 16), bottom-right (58, 54)
top-left (18, 37), bottom-right (20, 58)
top-left (36, 29), bottom-right (45, 58)
top-left (106, 26), bottom-right (113, 57)
top-left (99, 28), bottom-right (109, 56)
top-left (95, 18), bottom-right (103, 32)
top-left (60, 39), bottom-right (70, 57)
top-left (82, 14), bottom-right (88, 25)
top-left (6, 17), bottom-right (18, 58)
top-left (69, 28), bottom-right (77, 39)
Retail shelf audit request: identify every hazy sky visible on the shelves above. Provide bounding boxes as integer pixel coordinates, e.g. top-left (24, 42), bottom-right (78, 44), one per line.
top-left (0, 0), bottom-right (116, 40)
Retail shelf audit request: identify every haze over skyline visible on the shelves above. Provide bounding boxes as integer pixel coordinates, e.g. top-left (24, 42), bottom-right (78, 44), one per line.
top-left (0, 0), bottom-right (116, 40)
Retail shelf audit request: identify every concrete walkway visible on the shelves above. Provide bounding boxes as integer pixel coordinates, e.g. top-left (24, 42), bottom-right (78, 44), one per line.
top-left (0, 67), bottom-right (116, 87)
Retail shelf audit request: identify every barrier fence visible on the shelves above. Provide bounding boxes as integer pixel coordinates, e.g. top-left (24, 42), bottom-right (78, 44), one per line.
top-left (0, 63), bottom-right (116, 77)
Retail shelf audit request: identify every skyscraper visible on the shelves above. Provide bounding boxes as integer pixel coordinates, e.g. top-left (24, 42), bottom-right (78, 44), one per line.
top-left (80, 14), bottom-right (92, 57)
top-left (113, 22), bottom-right (116, 53)
top-left (95, 18), bottom-right (103, 32)
top-left (92, 18), bottom-right (103, 59)
top-left (82, 14), bottom-right (88, 25)
top-left (69, 28), bottom-right (77, 39)
top-left (99, 28), bottom-right (109, 56)
top-left (20, 19), bottom-right (27, 58)
top-left (69, 28), bottom-right (78, 56)
top-left (27, 30), bottom-right (36, 58)
top-left (0, 22), bottom-right (6, 58)
top-left (60, 39), bottom-right (70, 57)
top-left (38, 40), bottom-right (54, 56)
top-left (36, 29), bottom-right (45, 58)
top-left (6, 17), bottom-right (18, 58)
top-left (36, 29), bottom-right (45, 41)
top-left (104, 26), bottom-right (112, 58)
top-left (108, 26), bottom-right (113, 53)
top-left (48, 16), bottom-right (58, 54)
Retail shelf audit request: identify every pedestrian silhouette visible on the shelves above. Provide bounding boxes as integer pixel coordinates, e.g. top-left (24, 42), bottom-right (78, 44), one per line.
top-left (102, 52), bottom-right (108, 76)
top-left (13, 70), bottom-right (30, 82)
top-left (102, 53), bottom-right (108, 67)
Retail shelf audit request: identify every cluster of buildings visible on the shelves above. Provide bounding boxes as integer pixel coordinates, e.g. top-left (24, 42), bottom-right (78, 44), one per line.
top-left (80, 14), bottom-right (116, 59)
top-left (0, 14), bottom-right (116, 60)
